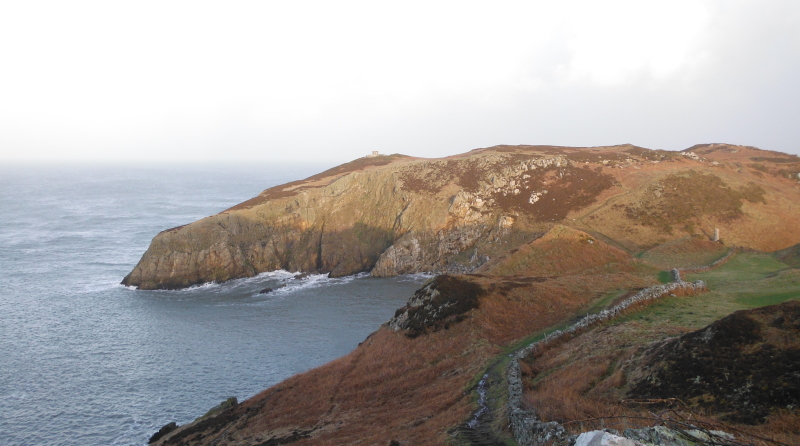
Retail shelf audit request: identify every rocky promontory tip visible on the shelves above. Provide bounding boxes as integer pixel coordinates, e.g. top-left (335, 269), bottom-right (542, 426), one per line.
top-left (123, 144), bottom-right (800, 290)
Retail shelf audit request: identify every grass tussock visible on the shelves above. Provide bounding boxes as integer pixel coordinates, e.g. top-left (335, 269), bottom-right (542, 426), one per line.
top-left (158, 268), bottom-right (654, 445)
top-left (206, 327), bottom-right (484, 446)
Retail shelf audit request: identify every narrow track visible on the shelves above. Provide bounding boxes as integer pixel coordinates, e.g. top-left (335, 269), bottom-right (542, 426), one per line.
top-left (456, 249), bottom-right (738, 445)
top-left (452, 359), bottom-right (513, 446)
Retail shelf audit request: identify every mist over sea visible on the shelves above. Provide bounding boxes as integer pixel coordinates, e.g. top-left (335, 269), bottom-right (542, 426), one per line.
top-left (0, 163), bottom-right (427, 446)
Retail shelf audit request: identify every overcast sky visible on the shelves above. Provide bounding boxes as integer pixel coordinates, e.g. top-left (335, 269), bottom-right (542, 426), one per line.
top-left (1, 0), bottom-right (798, 163)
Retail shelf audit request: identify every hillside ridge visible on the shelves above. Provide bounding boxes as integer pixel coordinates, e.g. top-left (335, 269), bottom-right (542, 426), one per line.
top-left (123, 143), bottom-right (800, 290)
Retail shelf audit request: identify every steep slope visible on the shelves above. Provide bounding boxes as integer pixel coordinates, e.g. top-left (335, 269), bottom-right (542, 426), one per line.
top-left (628, 301), bottom-right (800, 424)
top-left (475, 225), bottom-right (641, 277)
top-left (124, 143), bottom-right (800, 290)
top-left (518, 250), bottom-right (800, 444)
top-left (150, 268), bottom-right (655, 445)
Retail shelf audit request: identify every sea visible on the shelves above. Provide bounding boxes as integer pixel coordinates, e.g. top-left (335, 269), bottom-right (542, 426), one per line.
top-left (0, 163), bottom-right (428, 446)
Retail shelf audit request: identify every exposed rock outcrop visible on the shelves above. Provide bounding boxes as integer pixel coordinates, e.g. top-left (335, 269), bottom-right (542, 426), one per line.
top-left (149, 422), bottom-right (178, 444)
top-left (572, 428), bottom-right (736, 446)
top-left (387, 274), bottom-right (484, 337)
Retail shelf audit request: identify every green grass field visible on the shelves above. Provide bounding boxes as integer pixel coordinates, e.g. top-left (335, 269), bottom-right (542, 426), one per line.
top-left (637, 237), bottom-right (729, 269)
top-left (686, 252), bottom-right (791, 286)
top-left (617, 252), bottom-right (800, 331)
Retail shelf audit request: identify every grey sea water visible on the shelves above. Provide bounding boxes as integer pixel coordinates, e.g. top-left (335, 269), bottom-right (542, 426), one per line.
top-left (0, 163), bottom-right (427, 446)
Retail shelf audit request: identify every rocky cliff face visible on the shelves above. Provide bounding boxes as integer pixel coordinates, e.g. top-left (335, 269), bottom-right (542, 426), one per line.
top-left (123, 144), bottom-right (800, 289)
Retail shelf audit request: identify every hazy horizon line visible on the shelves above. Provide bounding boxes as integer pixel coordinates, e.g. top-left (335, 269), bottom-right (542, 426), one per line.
top-left (3, 141), bottom-right (788, 166)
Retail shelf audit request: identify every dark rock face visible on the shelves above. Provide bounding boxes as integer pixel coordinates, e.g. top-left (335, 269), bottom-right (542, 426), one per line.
top-left (149, 422), bottom-right (178, 444)
top-left (159, 406), bottom-right (245, 445)
top-left (388, 275), bottom-right (484, 337)
top-left (628, 301), bottom-right (800, 424)
top-left (259, 284), bottom-right (286, 294)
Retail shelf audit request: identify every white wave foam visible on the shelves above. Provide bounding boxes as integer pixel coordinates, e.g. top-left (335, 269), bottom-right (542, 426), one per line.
top-left (179, 281), bottom-right (220, 292)
top-left (268, 272), bottom-right (370, 296)
top-left (175, 269), bottom-right (302, 293)
top-left (396, 272), bottom-right (435, 282)
top-left (255, 269), bottom-right (297, 280)
top-left (128, 269), bottom-right (389, 296)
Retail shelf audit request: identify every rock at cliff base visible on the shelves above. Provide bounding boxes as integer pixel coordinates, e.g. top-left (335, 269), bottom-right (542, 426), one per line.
top-left (201, 397), bottom-right (238, 418)
top-left (148, 421), bottom-right (178, 444)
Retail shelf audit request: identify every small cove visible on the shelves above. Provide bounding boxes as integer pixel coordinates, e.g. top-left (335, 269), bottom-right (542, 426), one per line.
top-left (0, 163), bottom-right (427, 446)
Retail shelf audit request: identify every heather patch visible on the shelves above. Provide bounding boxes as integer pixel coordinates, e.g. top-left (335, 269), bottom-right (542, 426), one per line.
top-left (624, 171), bottom-right (766, 232)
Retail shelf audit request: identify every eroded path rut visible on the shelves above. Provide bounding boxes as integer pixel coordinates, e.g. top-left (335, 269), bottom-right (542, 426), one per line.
top-left (453, 363), bottom-right (512, 445)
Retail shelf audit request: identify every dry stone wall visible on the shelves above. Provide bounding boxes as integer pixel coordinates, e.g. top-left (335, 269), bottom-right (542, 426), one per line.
top-left (507, 280), bottom-right (708, 446)
top-left (676, 247), bottom-right (738, 274)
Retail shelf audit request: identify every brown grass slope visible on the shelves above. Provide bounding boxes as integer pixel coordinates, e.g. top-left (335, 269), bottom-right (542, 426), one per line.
top-left (637, 236), bottom-right (729, 269)
top-left (476, 225), bottom-right (642, 277)
top-left (520, 249), bottom-right (800, 445)
top-left (153, 260), bottom-right (655, 445)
